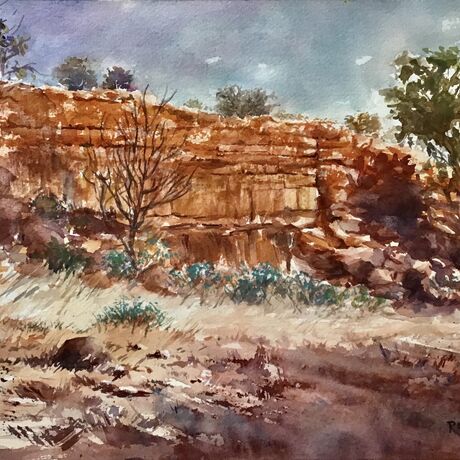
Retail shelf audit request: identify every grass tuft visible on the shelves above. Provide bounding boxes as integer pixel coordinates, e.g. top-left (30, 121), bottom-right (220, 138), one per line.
top-left (96, 297), bottom-right (169, 331)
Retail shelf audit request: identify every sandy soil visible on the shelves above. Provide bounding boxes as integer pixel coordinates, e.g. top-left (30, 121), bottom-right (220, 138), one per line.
top-left (0, 269), bottom-right (460, 458)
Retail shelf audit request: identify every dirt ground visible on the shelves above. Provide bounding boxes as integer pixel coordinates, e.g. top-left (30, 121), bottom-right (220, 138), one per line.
top-left (0, 270), bottom-right (460, 459)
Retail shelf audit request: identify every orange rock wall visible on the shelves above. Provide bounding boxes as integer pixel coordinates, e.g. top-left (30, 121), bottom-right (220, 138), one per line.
top-left (0, 83), bottom-right (418, 269)
top-left (0, 84), bottom-right (386, 222)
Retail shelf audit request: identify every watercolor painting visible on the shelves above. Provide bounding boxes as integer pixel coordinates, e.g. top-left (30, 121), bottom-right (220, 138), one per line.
top-left (0, 0), bottom-right (459, 458)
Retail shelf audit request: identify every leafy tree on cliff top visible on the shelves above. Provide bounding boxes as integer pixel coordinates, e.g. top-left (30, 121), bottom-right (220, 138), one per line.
top-left (215, 85), bottom-right (277, 118)
top-left (183, 98), bottom-right (205, 110)
top-left (102, 66), bottom-right (135, 91)
top-left (53, 56), bottom-right (97, 91)
top-left (344, 112), bottom-right (381, 136)
top-left (0, 7), bottom-right (37, 80)
top-left (381, 46), bottom-right (460, 186)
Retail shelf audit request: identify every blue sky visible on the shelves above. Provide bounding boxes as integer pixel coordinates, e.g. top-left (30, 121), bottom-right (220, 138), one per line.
top-left (2, 0), bottom-right (460, 120)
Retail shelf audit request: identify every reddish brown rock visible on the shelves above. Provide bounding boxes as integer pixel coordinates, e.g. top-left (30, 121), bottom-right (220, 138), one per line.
top-left (0, 83), bottom-right (459, 305)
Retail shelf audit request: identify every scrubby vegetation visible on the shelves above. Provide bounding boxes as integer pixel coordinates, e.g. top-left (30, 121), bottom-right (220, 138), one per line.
top-left (104, 250), bottom-right (138, 278)
top-left (95, 297), bottom-right (168, 331)
top-left (104, 238), bottom-right (172, 278)
top-left (102, 66), bottom-right (135, 90)
top-left (183, 98), bottom-right (205, 110)
top-left (215, 85), bottom-right (277, 118)
top-left (344, 112), bottom-right (381, 135)
top-left (44, 238), bottom-right (89, 274)
top-left (30, 192), bottom-right (66, 219)
top-left (170, 262), bottom-right (387, 311)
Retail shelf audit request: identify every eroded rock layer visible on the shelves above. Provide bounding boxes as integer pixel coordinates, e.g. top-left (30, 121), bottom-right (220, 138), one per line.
top-left (0, 83), bottom-right (459, 304)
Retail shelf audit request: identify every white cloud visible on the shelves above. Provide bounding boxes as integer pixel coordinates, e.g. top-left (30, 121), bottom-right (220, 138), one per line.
top-left (121, 1), bottom-right (137, 11)
top-left (335, 99), bottom-right (351, 106)
top-left (355, 55), bottom-right (373, 66)
top-left (205, 56), bottom-right (222, 65)
top-left (442, 17), bottom-right (460, 32)
top-left (254, 63), bottom-right (276, 81)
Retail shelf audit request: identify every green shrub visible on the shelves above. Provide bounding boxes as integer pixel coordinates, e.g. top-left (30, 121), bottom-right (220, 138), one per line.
top-left (170, 262), bottom-right (221, 287)
top-left (31, 192), bottom-right (66, 219)
top-left (349, 285), bottom-right (387, 312)
top-left (225, 263), bottom-right (282, 304)
top-left (170, 262), bottom-right (387, 311)
top-left (104, 243), bottom-right (171, 278)
top-left (215, 85), bottom-right (277, 118)
top-left (96, 297), bottom-right (168, 330)
top-left (144, 237), bottom-right (173, 264)
top-left (104, 250), bottom-right (136, 278)
top-left (186, 262), bottom-right (221, 286)
top-left (284, 271), bottom-right (344, 306)
top-left (170, 262), bottom-right (226, 305)
top-left (45, 238), bottom-right (89, 274)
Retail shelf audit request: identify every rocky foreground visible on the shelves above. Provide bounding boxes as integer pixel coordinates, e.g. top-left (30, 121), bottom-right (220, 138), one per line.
top-left (1, 323), bottom-right (460, 459)
top-left (0, 273), bottom-right (460, 459)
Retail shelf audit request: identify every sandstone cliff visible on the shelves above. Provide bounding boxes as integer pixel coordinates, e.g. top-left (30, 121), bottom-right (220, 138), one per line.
top-left (0, 82), bottom-right (458, 304)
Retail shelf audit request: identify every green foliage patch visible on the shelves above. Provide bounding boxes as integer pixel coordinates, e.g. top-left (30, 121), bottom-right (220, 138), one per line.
top-left (45, 238), bottom-right (89, 274)
top-left (170, 262), bottom-right (387, 311)
top-left (381, 46), bottom-right (460, 180)
top-left (96, 297), bottom-right (168, 330)
top-left (31, 192), bottom-right (66, 219)
top-left (104, 250), bottom-right (137, 278)
top-left (215, 85), bottom-right (277, 118)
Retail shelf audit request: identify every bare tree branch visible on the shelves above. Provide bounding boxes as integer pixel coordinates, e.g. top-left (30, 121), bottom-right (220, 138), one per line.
top-left (84, 87), bottom-right (194, 273)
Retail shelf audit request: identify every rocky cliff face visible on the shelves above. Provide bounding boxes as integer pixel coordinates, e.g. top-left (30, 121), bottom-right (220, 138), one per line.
top-left (0, 82), bottom-right (459, 304)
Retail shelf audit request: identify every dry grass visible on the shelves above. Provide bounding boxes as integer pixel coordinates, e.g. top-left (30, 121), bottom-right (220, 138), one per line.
top-left (0, 267), bottom-right (460, 352)
top-left (1, 267), bottom-right (460, 457)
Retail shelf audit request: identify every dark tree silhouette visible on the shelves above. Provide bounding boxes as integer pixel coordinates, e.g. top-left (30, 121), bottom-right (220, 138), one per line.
top-left (102, 66), bottom-right (135, 91)
top-left (53, 56), bottom-right (97, 91)
top-left (215, 85), bottom-right (277, 118)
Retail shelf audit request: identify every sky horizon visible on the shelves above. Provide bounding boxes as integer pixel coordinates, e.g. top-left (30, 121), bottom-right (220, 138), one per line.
top-left (2, 0), bottom-right (460, 121)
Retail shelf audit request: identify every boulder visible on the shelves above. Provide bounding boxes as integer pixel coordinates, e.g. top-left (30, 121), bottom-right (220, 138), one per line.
top-left (52, 336), bottom-right (109, 371)
top-left (20, 214), bottom-right (65, 256)
top-left (0, 197), bottom-right (27, 244)
top-left (138, 264), bottom-right (176, 295)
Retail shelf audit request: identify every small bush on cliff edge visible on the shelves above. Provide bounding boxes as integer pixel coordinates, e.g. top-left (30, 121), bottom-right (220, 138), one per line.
top-left (102, 66), bottom-right (135, 91)
top-left (344, 112), bottom-right (381, 136)
top-left (215, 85), bottom-right (277, 118)
top-left (31, 192), bottom-right (66, 219)
top-left (53, 56), bottom-right (97, 90)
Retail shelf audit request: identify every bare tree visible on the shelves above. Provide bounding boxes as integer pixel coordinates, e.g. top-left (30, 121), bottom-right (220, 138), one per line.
top-left (84, 87), bottom-right (194, 272)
